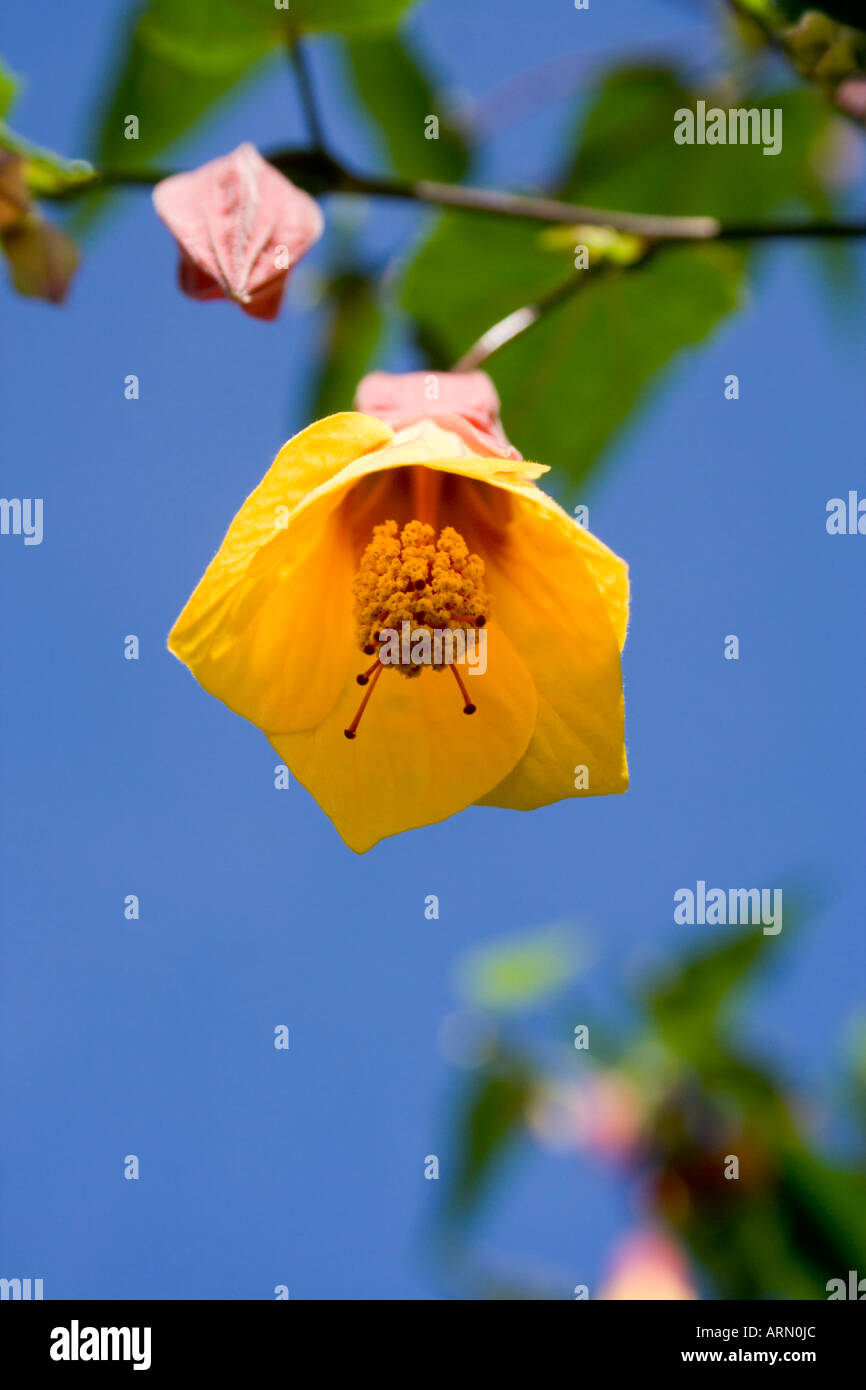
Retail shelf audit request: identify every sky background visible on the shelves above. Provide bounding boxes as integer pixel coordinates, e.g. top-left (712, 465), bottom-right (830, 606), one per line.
top-left (2, 0), bottom-right (864, 1300)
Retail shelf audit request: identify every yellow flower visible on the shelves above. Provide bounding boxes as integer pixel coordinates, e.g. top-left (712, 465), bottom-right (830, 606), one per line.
top-left (168, 372), bottom-right (629, 853)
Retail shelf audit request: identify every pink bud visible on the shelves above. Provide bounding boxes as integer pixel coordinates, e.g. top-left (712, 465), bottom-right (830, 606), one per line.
top-left (152, 143), bottom-right (324, 320)
top-left (600, 1230), bottom-right (698, 1301)
top-left (834, 76), bottom-right (866, 122)
top-left (355, 369), bottom-right (522, 459)
top-left (573, 1073), bottom-right (645, 1162)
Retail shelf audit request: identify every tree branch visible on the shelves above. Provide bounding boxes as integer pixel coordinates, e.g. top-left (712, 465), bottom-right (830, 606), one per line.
top-left (44, 149), bottom-right (866, 242)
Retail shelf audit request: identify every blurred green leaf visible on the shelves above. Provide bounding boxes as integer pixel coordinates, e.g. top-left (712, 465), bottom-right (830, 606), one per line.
top-left (681, 1186), bottom-right (823, 1299)
top-left (677, 1142), bottom-right (866, 1298)
top-left (0, 125), bottom-right (93, 195)
top-left (402, 66), bottom-right (836, 487)
top-left (559, 70), bottom-right (833, 220)
top-left (234, 0), bottom-right (415, 33)
top-left (488, 244), bottom-right (744, 486)
top-left (644, 924), bottom-right (770, 1058)
top-left (344, 34), bottom-right (467, 180)
top-left (777, 2), bottom-right (866, 28)
top-left (401, 212), bottom-right (572, 363)
top-left (448, 1060), bottom-right (533, 1219)
top-left (456, 924), bottom-right (584, 1013)
top-left (781, 1148), bottom-right (866, 1272)
top-left (312, 272), bottom-right (383, 418)
top-left (402, 215), bottom-right (743, 487)
top-left (92, 0), bottom-right (277, 170)
top-left (88, 0), bottom-right (418, 216)
top-left (0, 56), bottom-right (92, 197)
top-left (0, 57), bottom-right (17, 118)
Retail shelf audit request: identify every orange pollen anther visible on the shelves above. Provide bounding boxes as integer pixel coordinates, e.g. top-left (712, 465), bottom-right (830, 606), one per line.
top-left (344, 519), bottom-right (490, 738)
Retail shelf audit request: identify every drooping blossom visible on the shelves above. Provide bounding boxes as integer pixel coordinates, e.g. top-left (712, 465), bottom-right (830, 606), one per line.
top-left (169, 370), bottom-right (629, 852)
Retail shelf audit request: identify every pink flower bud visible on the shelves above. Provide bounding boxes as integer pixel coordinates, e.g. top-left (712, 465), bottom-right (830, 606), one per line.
top-left (355, 369), bottom-right (522, 459)
top-left (835, 76), bottom-right (866, 122)
top-left (152, 143), bottom-right (324, 320)
top-left (600, 1230), bottom-right (698, 1301)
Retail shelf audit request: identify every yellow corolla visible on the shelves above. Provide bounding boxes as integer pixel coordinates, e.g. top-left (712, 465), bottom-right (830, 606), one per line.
top-left (168, 370), bottom-right (629, 853)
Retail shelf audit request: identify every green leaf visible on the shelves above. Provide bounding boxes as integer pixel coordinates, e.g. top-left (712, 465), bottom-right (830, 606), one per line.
top-left (401, 66), bottom-right (834, 486)
top-left (447, 1060), bottom-right (533, 1220)
top-left (91, 0), bottom-right (277, 171)
top-left (487, 244), bottom-right (744, 487)
top-left (644, 923), bottom-right (775, 1058)
top-left (88, 0), bottom-right (418, 205)
top-left (401, 212), bottom-right (572, 364)
top-left (780, 1149), bottom-right (866, 1277)
top-left (312, 272), bottom-right (383, 418)
top-left (456, 924), bottom-right (584, 1013)
top-left (0, 125), bottom-right (94, 196)
top-left (560, 69), bottom-right (833, 221)
top-left (344, 34), bottom-right (467, 180)
top-left (679, 1141), bottom-right (866, 1298)
top-left (401, 214), bottom-right (743, 488)
top-left (777, 2), bottom-right (866, 28)
top-left (235, 0), bottom-right (416, 33)
top-left (0, 57), bottom-right (17, 118)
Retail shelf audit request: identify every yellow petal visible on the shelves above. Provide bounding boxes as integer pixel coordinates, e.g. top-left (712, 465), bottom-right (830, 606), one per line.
top-left (168, 413), bottom-right (392, 732)
top-left (272, 620), bottom-right (537, 853)
top-left (475, 489), bottom-right (628, 810)
top-left (282, 417), bottom-right (551, 535)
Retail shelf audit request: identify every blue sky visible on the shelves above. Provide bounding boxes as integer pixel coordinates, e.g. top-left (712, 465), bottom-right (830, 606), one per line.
top-left (2, 0), bottom-right (864, 1299)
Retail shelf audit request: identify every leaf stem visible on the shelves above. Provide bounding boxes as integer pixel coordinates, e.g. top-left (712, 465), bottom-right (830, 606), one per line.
top-left (451, 263), bottom-right (640, 372)
top-left (287, 38), bottom-right (327, 152)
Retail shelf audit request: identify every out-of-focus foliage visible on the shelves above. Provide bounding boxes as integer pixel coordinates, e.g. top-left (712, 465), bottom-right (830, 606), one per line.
top-left (436, 913), bottom-right (866, 1300)
top-left (447, 1059), bottom-right (534, 1220)
top-left (0, 58), bottom-right (82, 301)
top-left (735, 1), bottom-right (866, 99)
top-left (90, 0), bottom-right (418, 171)
top-left (2, 213), bottom-right (79, 302)
top-left (559, 71), bottom-right (831, 218)
top-left (401, 67), bottom-right (834, 489)
top-left (0, 56), bottom-right (16, 115)
top-left (456, 924), bottom-right (584, 1013)
top-left (486, 244), bottom-right (743, 485)
top-left (234, 0), bottom-right (415, 31)
top-left (776, 2), bottom-right (866, 30)
top-left (0, 58), bottom-right (92, 195)
top-left (0, 128), bottom-right (93, 196)
top-left (6, 1), bottom-right (862, 497)
top-left (345, 34), bottom-right (468, 181)
top-left (313, 271), bottom-right (384, 418)
top-left (93, 0), bottom-right (276, 170)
